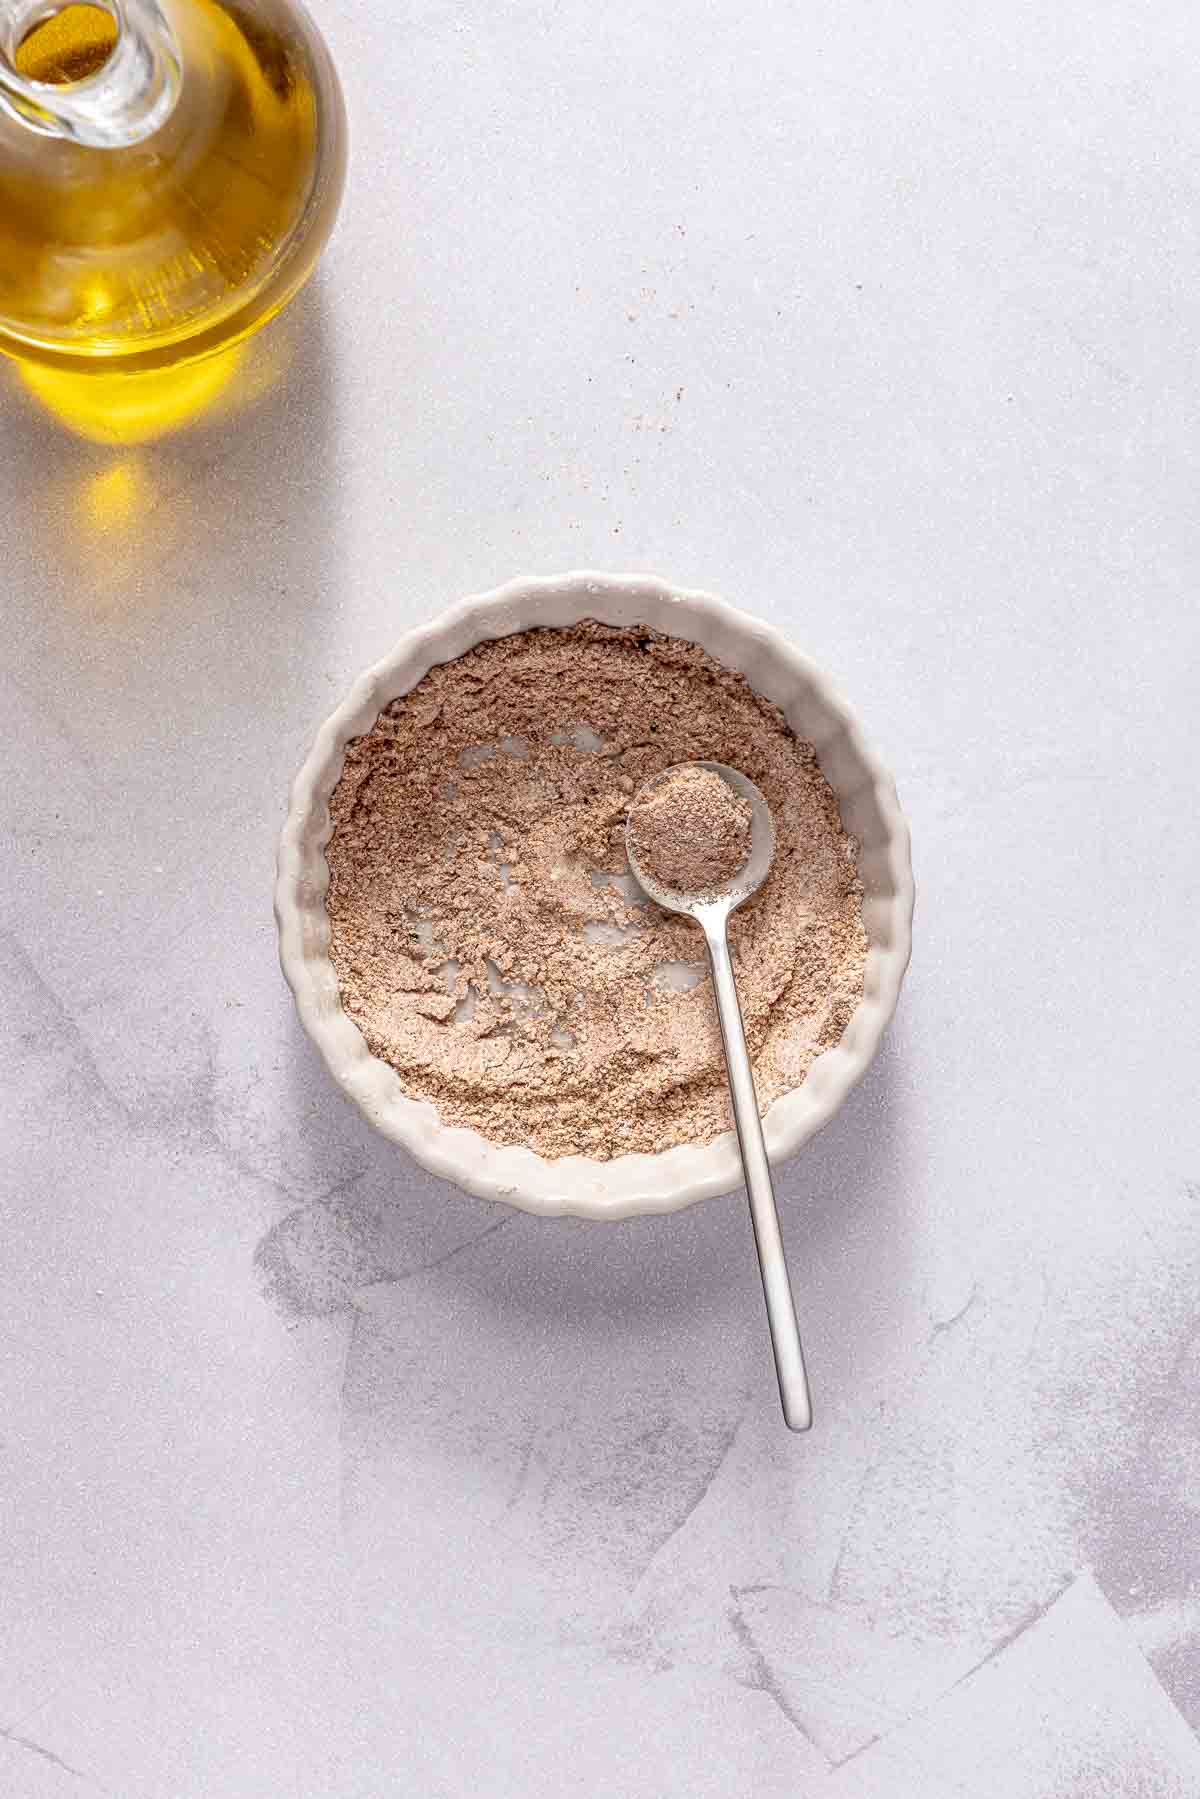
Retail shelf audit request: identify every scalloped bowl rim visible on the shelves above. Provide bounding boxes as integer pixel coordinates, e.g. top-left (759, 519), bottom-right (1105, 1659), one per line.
top-left (275, 571), bottom-right (914, 1220)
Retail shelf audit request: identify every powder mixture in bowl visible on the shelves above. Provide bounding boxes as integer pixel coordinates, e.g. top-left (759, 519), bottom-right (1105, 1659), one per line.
top-left (325, 622), bottom-right (868, 1160)
top-left (628, 763), bottom-right (753, 896)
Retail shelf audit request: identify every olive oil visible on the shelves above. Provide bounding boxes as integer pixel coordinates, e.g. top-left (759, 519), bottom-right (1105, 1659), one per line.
top-left (15, 3), bottom-right (119, 83)
top-left (0, 0), bottom-right (343, 373)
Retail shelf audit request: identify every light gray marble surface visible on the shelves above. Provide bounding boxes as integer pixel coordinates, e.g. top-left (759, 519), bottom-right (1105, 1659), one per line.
top-left (3, 0), bottom-right (1200, 1792)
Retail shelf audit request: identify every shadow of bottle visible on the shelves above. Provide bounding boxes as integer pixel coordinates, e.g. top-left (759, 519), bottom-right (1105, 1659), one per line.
top-left (0, 281), bottom-right (336, 635)
top-left (0, 280), bottom-right (343, 1130)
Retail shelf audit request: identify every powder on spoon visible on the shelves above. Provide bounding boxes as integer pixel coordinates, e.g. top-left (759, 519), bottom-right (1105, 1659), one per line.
top-left (628, 763), bottom-right (753, 895)
top-left (325, 621), bottom-right (868, 1160)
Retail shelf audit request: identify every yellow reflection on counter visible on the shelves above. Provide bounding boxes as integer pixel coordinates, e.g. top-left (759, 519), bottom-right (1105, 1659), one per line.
top-left (61, 454), bottom-right (178, 617)
top-left (16, 340), bottom-right (249, 445)
top-left (83, 460), bottom-right (147, 533)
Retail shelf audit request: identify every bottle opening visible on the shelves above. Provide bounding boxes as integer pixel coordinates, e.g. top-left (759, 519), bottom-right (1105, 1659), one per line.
top-left (14, 3), bottom-right (118, 84)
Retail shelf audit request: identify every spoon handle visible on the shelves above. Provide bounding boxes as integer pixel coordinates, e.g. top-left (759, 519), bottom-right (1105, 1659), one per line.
top-left (704, 922), bottom-right (813, 1433)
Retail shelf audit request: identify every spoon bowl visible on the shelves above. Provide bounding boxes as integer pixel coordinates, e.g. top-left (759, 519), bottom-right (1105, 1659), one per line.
top-left (624, 759), bottom-right (775, 920)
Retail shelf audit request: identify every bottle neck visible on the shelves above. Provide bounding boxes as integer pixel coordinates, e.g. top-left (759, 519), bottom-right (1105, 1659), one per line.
top-left (0, 0), bottom-right (181, 147)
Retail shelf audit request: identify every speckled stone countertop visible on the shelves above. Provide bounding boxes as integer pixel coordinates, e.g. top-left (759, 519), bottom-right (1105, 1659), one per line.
top-left (3, 0), bottom-right (1200, 1791)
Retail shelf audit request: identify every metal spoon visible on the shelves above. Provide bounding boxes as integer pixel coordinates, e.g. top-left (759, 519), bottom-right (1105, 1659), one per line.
top-left (626, 761), bottom-right (813, 1433)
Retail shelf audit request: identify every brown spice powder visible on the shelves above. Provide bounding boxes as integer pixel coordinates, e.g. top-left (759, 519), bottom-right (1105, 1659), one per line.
top-left (628, 763), bottom-right (753, 895)
top-left (325, 622), bottom-right (868, 1160)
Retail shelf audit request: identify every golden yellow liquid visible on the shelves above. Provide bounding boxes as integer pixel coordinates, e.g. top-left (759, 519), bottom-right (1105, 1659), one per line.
top-left (0, 0), bottom-right (341, 374)
top-left (14, 4), bottom-right (120, 83)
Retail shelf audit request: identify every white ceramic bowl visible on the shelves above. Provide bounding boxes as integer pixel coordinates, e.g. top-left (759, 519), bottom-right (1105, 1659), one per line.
top-left (275, 572), bottom-right (914, 1219)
